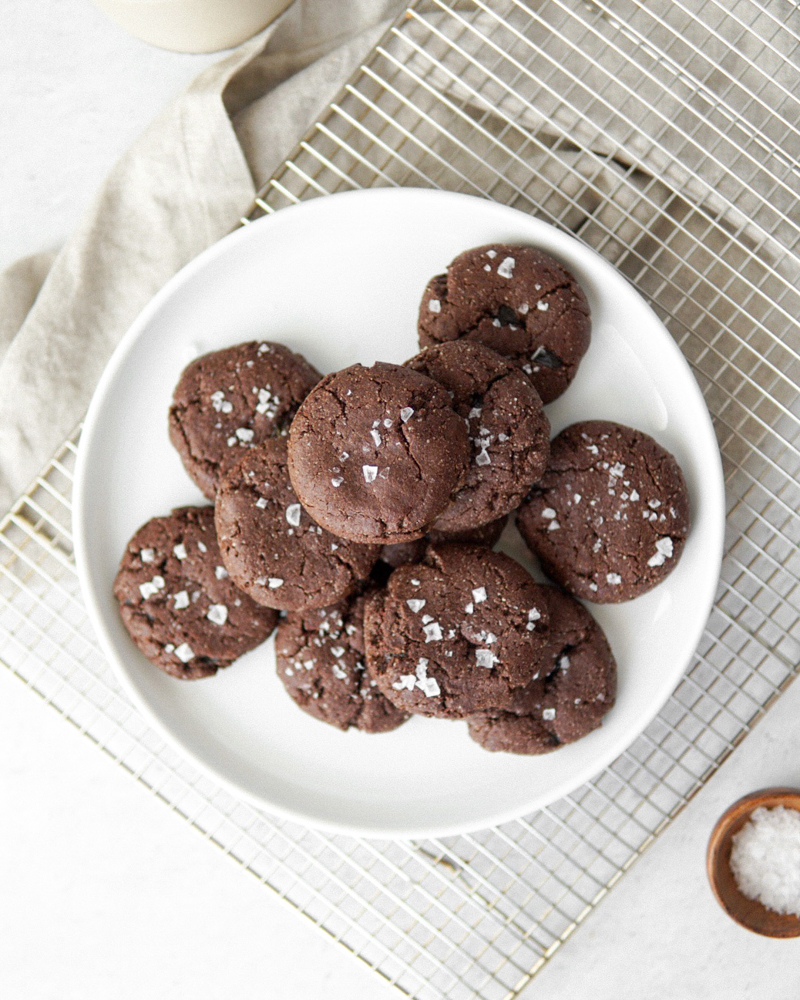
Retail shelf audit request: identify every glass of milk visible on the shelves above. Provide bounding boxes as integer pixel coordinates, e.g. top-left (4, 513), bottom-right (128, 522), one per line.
top-left (91, 0), bottom-right (296, 53)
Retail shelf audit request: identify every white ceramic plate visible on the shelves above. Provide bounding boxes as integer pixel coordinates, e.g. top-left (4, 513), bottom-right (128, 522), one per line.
top-left (74, 189), bottom-right (724, 839)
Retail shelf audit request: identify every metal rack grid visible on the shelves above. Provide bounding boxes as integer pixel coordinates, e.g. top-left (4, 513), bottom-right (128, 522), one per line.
top-left (2, 1), bottom-right (799, 998)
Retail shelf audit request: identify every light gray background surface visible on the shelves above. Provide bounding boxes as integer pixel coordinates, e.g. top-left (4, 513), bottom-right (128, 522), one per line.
top-left (2, 2), bottom-right (799, 997)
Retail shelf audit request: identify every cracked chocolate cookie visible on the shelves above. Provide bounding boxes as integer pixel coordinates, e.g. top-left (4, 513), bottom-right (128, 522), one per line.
top-left (363, 543), bottom-right (550, 719)
top-left (405, 341), bottom-right (550, 531)
top-left (468, 587), bottom-right (617, 754)
top-left (215, 438), bottom-right (379, 611)
top-left (418, 244), bottom-right (591, 404)
top-left (169, 340), bottom-right (321, 500)
top-left (275, 588), bottom-right (409, 733)
top-left (287, 362), bottom-right (470, 545)
top-left (114, 506), bottom-right (277, 679)
top-left (517, 420), bottom-right (691, 602)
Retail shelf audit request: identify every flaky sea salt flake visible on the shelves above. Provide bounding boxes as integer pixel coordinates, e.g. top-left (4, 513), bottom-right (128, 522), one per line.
top-left (497, 256), bottom-right (516, 279)
top-left (174, 643), bottom-right (194, 663)
top-left (475, 649), bottom-right (496, 668)
top-left (207, 604), bottom-right (228, 625)
top-left (392, 675), bottom-right (417, 691)
top-left (139, 576), bottom-right (165, 600)
top-left (647, 536), bottom-right (674, 567)
top-left (423, 622), bottom-right (443, 642)
top-left (210, 390), bottom-right (233, 414)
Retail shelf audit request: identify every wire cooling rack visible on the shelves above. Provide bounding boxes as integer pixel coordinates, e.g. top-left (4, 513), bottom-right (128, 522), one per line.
top-left (2, 2), bottom-right (799, 998)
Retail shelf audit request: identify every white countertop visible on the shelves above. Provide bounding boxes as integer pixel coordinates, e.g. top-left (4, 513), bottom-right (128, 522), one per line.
top-left (2, 2), bottom-right (799, 997)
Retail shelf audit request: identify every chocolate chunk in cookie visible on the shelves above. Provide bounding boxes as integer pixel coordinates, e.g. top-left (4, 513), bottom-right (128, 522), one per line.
top-left (468, 587), bottom-right (617, 754)
top-left (418, 244), bottom-right (591, 403)
top-left (516, 420), bottom-right (691, 602)
top-left (364, 543), bottom-right (550, 719)
top-left (275, 589), bottom-right (409, 733)
top-left (169, 341), bottom-right (321, 499)
top-left (215, 438), bottom-right (379, 611)
top-left (114, 506), bottom-right (277, 679)
top-left (287, 362), bottom-right (470, 544)
top-left (405, 342), bottom-right (549, 531)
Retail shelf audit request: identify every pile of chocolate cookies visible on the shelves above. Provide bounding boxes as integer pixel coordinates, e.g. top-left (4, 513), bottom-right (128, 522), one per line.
top-left (114, 243), bottom-right (691, 755)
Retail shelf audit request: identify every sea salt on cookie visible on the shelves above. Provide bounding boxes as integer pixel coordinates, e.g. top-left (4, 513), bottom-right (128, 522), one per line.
top-left (215, 438), bottom-right (379, 611)
top-left (405, 341), bottom-right (550, 531)
top-left (418, 244), bottom-right (591, 403)
top-left (169, 340), bottom-right (321, 499)
top-left (468, 587), bottom-right (617, 754)
top-left (287, 362), bottom-right (470, 544)
top-left (363, 543), bottom-right (550, 719)
top-left (516, 420), bottom-right (691, 602)
top-left (113, 506), bottom-right (277, 679)
top-left (275, 588), bottom-right (409, 733)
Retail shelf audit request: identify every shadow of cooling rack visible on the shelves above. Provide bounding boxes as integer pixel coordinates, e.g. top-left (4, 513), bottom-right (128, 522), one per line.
top-left (2, 2), bottom-right (800, 998)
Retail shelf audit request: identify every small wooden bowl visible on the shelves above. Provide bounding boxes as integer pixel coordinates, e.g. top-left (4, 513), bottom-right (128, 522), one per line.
top-left (707, 787), bottom-right (800, 938)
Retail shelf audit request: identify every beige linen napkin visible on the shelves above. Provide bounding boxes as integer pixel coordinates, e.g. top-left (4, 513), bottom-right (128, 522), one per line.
top-left (0, 0), bottom-right (401, 516)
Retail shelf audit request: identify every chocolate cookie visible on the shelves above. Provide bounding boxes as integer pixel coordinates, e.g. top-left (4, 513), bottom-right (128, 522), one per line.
top-left (468, 587), bottom-right (617, 754)
top-left (405, 342), bottom-right (549, 531)
top-left (379, 514), bottom-right (509, 571)
top-left (169, 341), bottom-right (321, 499)
top-left (364, 543), bottom-right (550, 719)
top-left (215, 438), bottom-right (379, 611)
top-left (275, 589), bottom-right (409, 733)
top-left (418, 244), bottom-right (591, 404)
top-left (114, 506), bottom-right (277, 679)
top-left (287, 362), bottom-right (470, 544)
top-left (517, 421), bottom-right (691, 602)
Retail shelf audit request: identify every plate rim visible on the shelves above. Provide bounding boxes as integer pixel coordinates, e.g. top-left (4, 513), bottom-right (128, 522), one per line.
top-left (73, 187), bottom-right (726, 839)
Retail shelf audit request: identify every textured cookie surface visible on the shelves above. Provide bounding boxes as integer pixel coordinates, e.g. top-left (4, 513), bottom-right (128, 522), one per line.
top-left (468, 587), bottom-right (617, 754)
top-left (516, 421), bottom-right (691, 602)
top-left (114, 506), bottom-right (277, 679)
top-left (287, 362), bottom-right (470, 544)
top-left (215, 439), bottom-right (379, 611)
top-left (418, 244), bottom-right (591, 404)
top-left (169, 341), bottom-right (321, 499)
top-left (275, 590), bottom-right (409, 733)
top-left (406, 341), bottom-right (549, 531)
top-left (364, 544), bottom-right (550, 719)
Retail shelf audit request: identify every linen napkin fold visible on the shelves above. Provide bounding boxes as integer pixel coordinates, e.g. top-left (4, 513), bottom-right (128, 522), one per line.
top-left (0, 0), bottom-right (401, 516)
